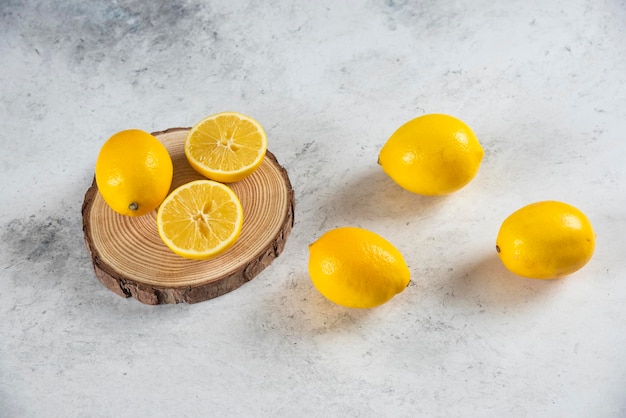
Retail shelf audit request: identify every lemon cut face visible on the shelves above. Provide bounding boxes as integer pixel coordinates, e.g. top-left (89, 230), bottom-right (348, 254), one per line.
top-left (95, 129), bottom-right (173, 217)
top-left (378, 114), bottom-right (484, 195)
top-left (157, 180), bottom-right (244, 260)
top-left (308, 227), bottom-right (410, 308)
top-left (184, 112), bottom-right (268, 183)
top-left (496, 201), bottom-right (595, 279)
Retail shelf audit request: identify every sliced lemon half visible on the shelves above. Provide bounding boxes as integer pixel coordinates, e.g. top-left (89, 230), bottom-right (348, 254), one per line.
top-left (157, 180), bottom-right (244, 260)
top-left (184, 112), bottom-right (268, 183)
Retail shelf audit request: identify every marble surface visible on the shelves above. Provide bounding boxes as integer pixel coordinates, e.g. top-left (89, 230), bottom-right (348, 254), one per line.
top-left (2, 0), bottom-right (626, 416)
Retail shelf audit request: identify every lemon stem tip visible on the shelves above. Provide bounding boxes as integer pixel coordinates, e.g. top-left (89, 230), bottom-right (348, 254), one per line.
top-left (129, 202), bottom-right (139, 211)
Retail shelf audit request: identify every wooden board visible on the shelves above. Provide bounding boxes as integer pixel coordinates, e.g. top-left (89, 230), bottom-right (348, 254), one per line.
top-left (82, 128), bottom-right (295, 305)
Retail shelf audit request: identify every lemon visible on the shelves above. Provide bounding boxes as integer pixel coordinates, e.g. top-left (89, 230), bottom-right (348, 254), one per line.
top-left (308, 227), bottom-right (410, 308)
top-left (95, 129), bottom-right (173, 217)
top-left (496, 201), bottom-right (595, 279)
top-left (157, 180), bottom-right (244, 260)
top-left (184, 112), bottom-right (268, 183)
top-left (378, 113), bottom-right (484, 195)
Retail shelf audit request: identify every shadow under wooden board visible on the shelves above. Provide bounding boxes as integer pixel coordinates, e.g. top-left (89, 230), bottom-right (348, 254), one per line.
top-left (82, 127), bottom-right (295, 305)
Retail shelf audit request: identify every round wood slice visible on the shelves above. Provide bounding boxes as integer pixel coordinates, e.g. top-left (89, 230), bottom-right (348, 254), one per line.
top-left (82, 127), bottom-right (295, 305)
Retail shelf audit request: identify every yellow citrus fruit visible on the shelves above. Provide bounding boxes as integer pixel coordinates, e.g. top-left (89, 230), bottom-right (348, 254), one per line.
top-left (378, 113), bottom-right (484, 195)
top-left (157, 180), bottom-right (244, 260)
top-left (496, 201), bottom-right (595, 279)
top-left (95, 129), bottom-right (173, 217)
top-left (308, 227), bottom-right (410, 308)
top-left (184, 112), bottom-right (268, 183)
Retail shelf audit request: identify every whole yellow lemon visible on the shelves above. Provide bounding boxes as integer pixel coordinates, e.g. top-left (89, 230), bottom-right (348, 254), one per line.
top-left (378, 114), bottom-right (484, 195)
top-left (308, 227), bottom-right (410, 308)
top-left (95, 129), bottom-right (173, 217)
top-left (496, 201), bottom-right (595, 279)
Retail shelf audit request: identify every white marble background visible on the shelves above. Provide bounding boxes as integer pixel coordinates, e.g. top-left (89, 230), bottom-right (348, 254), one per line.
top-left (1, 0), bottom-right (625, 417)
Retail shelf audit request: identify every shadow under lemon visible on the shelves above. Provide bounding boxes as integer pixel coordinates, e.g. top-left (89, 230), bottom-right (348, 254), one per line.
top-left (446, 252), bottom-right (565, 311)
top-left (255, 269), bottom-right (407, 338)
top-left (317, 167), bottom-right (450, 227)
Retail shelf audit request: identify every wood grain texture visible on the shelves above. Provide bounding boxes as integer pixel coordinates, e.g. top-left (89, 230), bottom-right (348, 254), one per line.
top-left (82, 127), bottom-right (294, 304)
